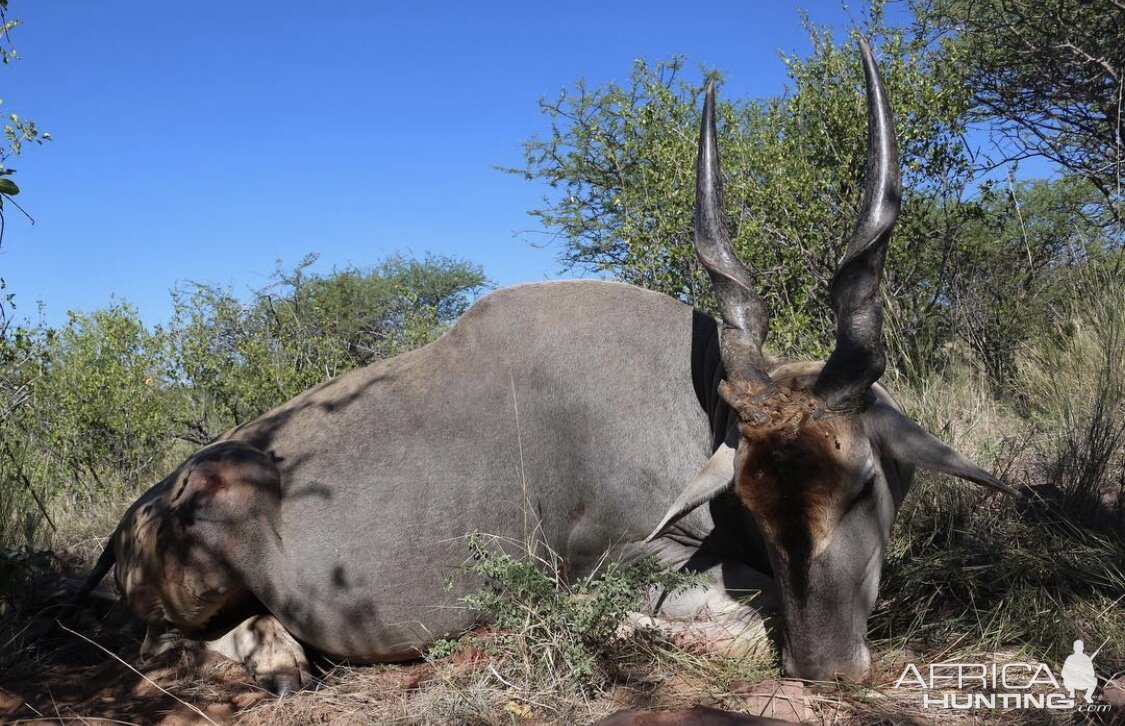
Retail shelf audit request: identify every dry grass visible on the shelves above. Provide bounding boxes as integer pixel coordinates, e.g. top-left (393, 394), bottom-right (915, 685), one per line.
top-left (864, 271), bottom-right (1125, 723)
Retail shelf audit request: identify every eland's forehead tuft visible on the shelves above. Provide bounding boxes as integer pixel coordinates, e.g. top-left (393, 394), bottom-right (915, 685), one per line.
top-left (722, 381), bottom-right (818, 439)
top-left (735, 412), bottom-right (872, 568)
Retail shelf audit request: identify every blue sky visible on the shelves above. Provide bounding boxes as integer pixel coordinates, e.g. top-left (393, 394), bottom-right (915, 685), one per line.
top-left (3, 1), bottom-right (900, 327)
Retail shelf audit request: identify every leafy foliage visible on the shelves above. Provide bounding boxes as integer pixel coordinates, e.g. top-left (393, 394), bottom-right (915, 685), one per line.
top-left (512, 4), bottom-right (1120, 380)
top-left (914, 0), bottom-right (1124, 221)
top-left (169, 253), bottom-right (487, 438)
top-left (0, 0), bottom-right (51, 325)
top-left (512, 7), bottom-right (983, 363)
top-left (432, 531), bottom-right (700, 689)
top-left (945, 176), bottom-right (1112, 381)
top-left (0, 1), bottom-right (49, 209)
top-left (0, 302), bottom-right (175, 549)
top-left (27, 304), bottom-right (174, 486)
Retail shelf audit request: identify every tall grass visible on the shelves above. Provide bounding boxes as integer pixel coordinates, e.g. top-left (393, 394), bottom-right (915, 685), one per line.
top-left (873, 270), bottom-right (1125, 678)
top-left (1022, 269), bottom-right (1125, 516)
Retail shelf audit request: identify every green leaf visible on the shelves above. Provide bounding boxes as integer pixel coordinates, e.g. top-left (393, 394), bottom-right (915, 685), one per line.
top-left (0, 178), bottom-right (19, 195)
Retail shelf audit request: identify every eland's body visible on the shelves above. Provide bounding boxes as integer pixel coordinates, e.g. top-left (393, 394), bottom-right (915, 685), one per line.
top-left (85, 280), bottom-right (779, 691)
top-left (202, 279), bottom-right (745, 660)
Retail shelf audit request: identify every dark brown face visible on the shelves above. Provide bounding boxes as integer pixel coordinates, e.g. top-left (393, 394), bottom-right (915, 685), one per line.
top-left (723, 380), bottom-right (886, 681)
top-left (740, 419), bottom-right (860, 584)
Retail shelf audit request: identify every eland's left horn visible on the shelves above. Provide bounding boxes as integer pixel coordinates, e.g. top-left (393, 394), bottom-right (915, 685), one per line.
top-left (813, 38), bottom-right (901, 412)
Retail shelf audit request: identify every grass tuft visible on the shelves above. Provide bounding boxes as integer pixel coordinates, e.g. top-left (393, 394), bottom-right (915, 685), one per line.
top-left (873, 270), bottom-right (1125, 692)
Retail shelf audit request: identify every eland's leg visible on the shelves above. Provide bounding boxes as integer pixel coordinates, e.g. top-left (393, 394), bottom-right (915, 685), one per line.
top-left (643, 559), bottom-right (775, 659)
top-left (205, 614), bottom-right (311, 696)
top-left (619, 535), bottom-right (776, 659)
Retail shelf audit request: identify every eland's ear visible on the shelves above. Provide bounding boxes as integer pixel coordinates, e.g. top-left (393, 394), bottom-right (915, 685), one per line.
top-left (866, 402), bottom-right (1022, 497)
top-left (645, 443), bottom-right (737, 542)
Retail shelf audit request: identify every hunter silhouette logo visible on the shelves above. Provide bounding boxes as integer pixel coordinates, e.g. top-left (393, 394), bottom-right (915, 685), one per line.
top-left (893, 638), bottom-right (1112, 712)
top-left (1061, 640), bottom-right (1098, 704)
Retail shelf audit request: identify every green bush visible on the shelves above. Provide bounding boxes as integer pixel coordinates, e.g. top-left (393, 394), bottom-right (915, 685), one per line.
top-left (169, 253), bottom-right (487, 438)
top-left (34, 304), bottom-right (174, 487)
top-left (431, 531), bottom-right (700, 690)
top-left (0, 303), bottom-right (174, 546)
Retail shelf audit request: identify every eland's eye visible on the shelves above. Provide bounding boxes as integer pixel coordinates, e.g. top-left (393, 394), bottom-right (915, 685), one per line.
top-left (843, 472), bottom-right (877, 514)
top-left (849, 472), bottom-right (877, 508)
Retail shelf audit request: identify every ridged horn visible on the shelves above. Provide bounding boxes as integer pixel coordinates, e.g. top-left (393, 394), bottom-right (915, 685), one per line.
top-left (813, 38), bottom-right (901, 411)
top-left (694, 83), bottom-right (773, 389)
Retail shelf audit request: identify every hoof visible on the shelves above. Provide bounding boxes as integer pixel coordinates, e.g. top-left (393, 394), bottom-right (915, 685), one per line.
top-left (258, 668), bottom-right (304, 697)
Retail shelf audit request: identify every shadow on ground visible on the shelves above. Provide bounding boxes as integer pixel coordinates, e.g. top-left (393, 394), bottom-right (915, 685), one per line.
top-left (0, 561), bottom-right (269, 724)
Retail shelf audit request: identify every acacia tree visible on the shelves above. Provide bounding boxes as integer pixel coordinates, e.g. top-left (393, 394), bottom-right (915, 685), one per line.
top-left (914, 0), bottom-right (1124, 222)
top-left (169, 254), bottom-right (488, 438)
top-left (512, 8), bottom-right (981, 367)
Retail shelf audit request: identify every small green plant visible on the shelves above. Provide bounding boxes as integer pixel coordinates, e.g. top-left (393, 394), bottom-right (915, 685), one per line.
top-left (436, 531), bottom-right (701, 690)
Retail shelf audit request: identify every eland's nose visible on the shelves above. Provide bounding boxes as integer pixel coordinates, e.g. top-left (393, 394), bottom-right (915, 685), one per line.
top-left (782, 642), bottom-right (872, 682)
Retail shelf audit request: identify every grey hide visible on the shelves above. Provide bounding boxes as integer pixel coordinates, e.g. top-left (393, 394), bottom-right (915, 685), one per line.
top-left (150, 280), bottom-right (761, 662)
